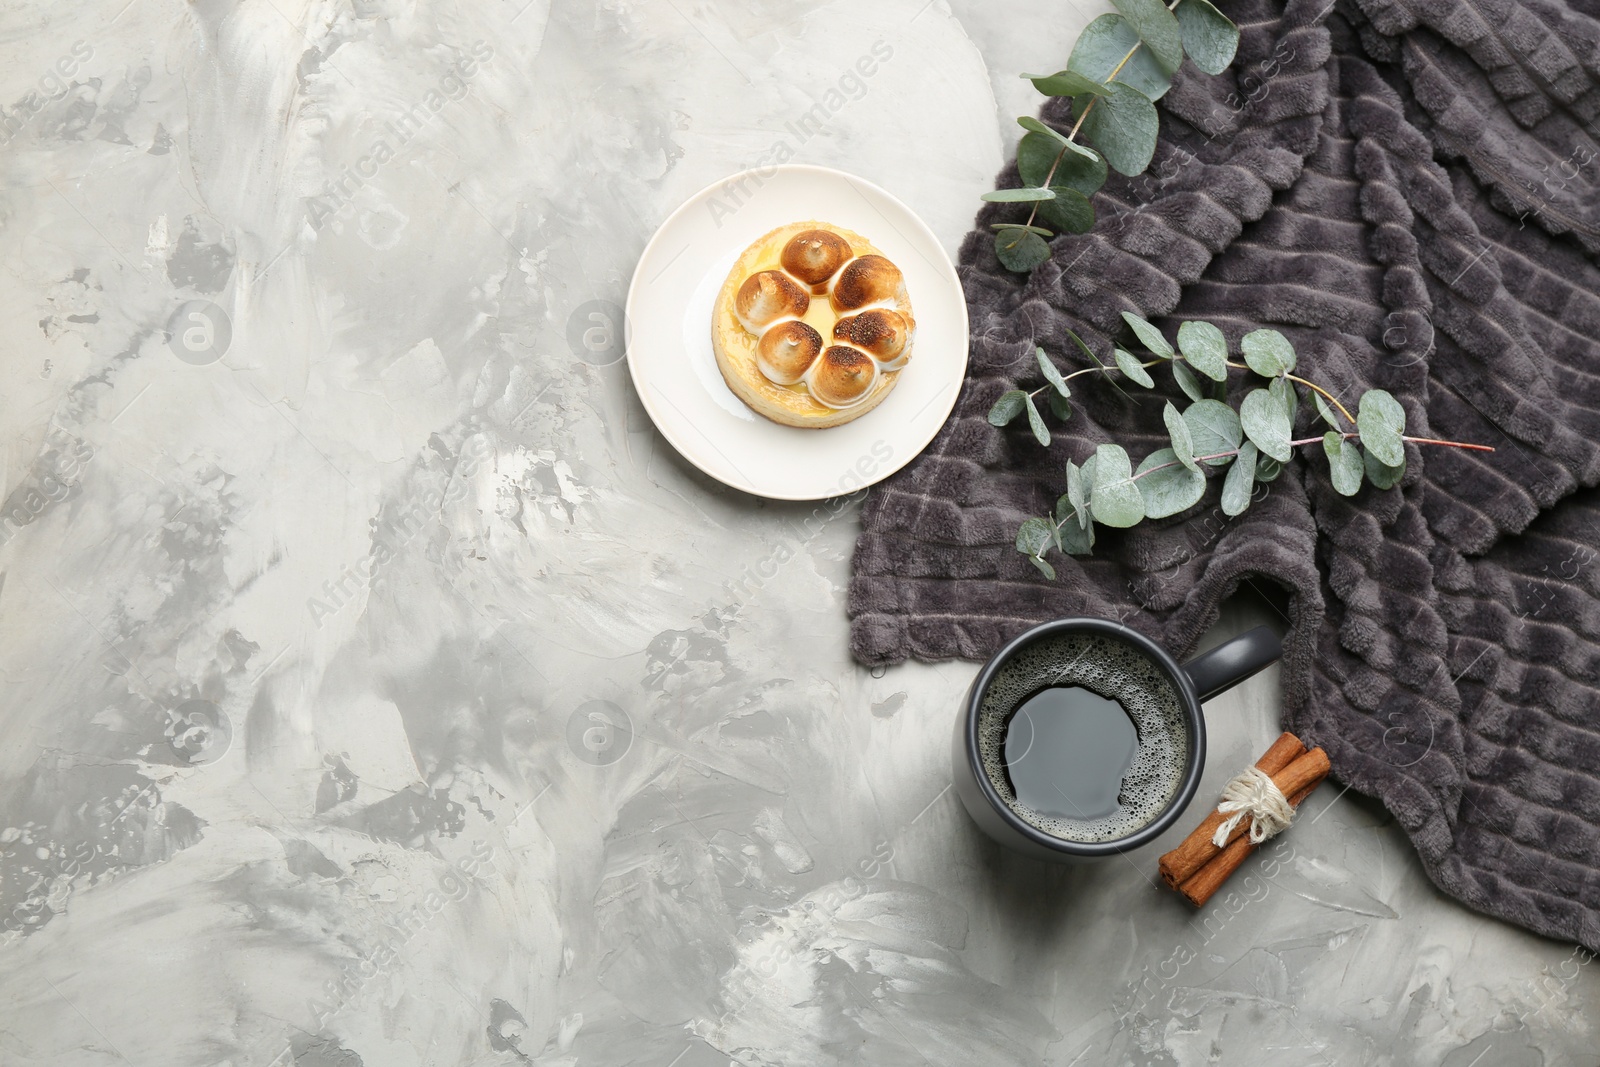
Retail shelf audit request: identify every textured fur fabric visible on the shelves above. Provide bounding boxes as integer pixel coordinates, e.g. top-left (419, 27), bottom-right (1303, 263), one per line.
top-left (850, 0), bottom-right (1600, 949)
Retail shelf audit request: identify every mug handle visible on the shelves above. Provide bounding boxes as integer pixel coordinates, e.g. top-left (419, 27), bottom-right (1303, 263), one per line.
top-left (1182, 625), bottom-right (1282, 703)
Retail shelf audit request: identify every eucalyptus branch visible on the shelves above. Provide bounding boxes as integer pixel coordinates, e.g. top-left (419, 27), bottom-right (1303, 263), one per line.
top-left (1015, 42), bottom-right (1142, 239)
top-left (996, 312), bottom-right (1495, 578)
top-left (1127, 434), bottom-right (1492, 484)
top-left (987, 0), bottom-right (1243, 273)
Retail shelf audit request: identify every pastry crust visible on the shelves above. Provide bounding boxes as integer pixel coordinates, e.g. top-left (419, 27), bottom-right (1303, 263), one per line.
top-left (712, 220), bottom-right (914, 429)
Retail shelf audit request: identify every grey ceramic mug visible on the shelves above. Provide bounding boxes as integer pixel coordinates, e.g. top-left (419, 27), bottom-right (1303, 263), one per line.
top-left (952, 618), bottom-right (1282, 861)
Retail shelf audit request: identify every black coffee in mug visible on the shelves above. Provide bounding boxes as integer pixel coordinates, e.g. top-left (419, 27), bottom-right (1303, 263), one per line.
top-left (976, 632), bottom-right (1191, 844)
top-left (954, 617), bottom-right (1281, 861)
top-left (1002, 686), bottom-right (1136, 820)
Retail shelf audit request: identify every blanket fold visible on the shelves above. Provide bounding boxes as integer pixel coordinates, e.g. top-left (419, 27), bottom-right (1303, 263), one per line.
top-left (849, 0), bottom-right (1600, 949)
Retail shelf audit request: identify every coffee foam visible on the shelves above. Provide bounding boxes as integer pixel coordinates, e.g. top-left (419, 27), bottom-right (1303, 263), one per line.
top-left (976, 632), bottom-right (1189, 843)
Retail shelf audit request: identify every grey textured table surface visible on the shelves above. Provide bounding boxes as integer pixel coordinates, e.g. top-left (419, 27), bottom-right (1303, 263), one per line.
top-left (0, 1), bottom-right (1596, 1064)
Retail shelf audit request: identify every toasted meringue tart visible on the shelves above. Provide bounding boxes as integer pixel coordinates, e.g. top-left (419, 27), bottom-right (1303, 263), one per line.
top-left (712, 220), bottom-right (915, 428)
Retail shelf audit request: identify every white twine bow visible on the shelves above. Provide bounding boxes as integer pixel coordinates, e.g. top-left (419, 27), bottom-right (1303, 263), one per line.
top-left (1211, 765), bottom-right (1295, 847)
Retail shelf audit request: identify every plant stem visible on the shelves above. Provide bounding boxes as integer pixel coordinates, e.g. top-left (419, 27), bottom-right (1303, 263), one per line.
top-left (1289, 433), bottom-right (1493, 452)
top-left (1039, 351), bottom-right (1494, 454)
top-left (1127, 450), bottom-right (1235, 481)
top-left (1010, 0), bottom-right (1187, 250)
top-left (1049, 422), bottom-right (1497, 546)
top-left (1286, 374), bottom-right (1355, 423)
top-left (1221, 362), bottom-right (1339, 399)
top-left (1125, 432), bottom-right (1495, 484)
top-left (1216, 360), bottom-right (1360, 428)
top-left (1027, 358), bottom-right (1157, 400)
top-left (1018, 43), bottom-right (1144, 237)
top-left (1288, 433), bottom-right (1493, 451)
top-left (1403, 435), bottom-right (1497, 452)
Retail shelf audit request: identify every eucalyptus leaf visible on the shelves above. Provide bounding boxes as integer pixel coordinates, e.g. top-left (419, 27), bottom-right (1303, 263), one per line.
top-left (1048, 391), bottom-right (1074, 420)
top-left (1136, 447), bottom-right (1206, 518)
top-left (1255, 455), bottom-right (1283, 482)
top-left (1075, 333), bottom-right (1134, 406)
top-left (1057, 156), bottom-right (1110, 198)
top-left (1241, 328), bottom-right (1296, 376)
top-left (1080, 81), bottom-right (1160, 176)
top-left (1120, 311), bottom-right (1174, 359)
top-left (1059, 515), bottom-right (1095, 555)
top-left (1025, 394), bottom-right (1051, 446)
top-left (1017, 116), bottom-right (1104, 163)
top-left (1172, 360), bottom-right (1204, 402)
top-left (1015, 132), bottom-right (1058, 187)
top-left (1067, 13), bottom-right (1174, 101)
top-left (1364, 450), bottom-right (1406, 489)
top-left (1016, 516), bottom-right (1057, 557)
top-left (981, 186), bottom-right (1057, 203)
top-left (1016, 115), bottom-right (1068, 142)
top-left (1323, 432), bottom-right (1363, 496)
top-left (1240, 388), bottom-right (1292, 462)
top-left (988, 389), bottom-right (1028, 426)
top-left (1056, 483), bottom-right (1094, 553)
top-left (1176, 320), bottom-right (1228, 381)
top-left (1182, 399), bottom-right (1243, 465)
top-left (1065, 327), bottom-right (1105, 372)
top-left (1090, 443), bottom-right (1146, 527)
top-left (1065, 459), bottom-right (1087, 521)
top-left (1115, 348), bottom-right (1155, 387)
top-left (1222, 441), bottom-right (1257, 515)
top-left (1357, 389), bottom-right (1406, 467)
top-left (1313, 390), bottom-right (1341, 428)
top-left (1016, 132), bottom-right (1109, 196)
top-left (1076, 454), bottom-right (1096, 528)
top-left (1037, 347), bottom-right (1071, 397)
top-left (1174, 0), bottom-right (1240, 76)
top-left (1270, 374), bottom-right (1298, 428)
top-left (1035, 187), bottom-right (1096, 234)
top-left (1023, 69), bottom-right (1113, 97)
top-left (994, 227), bottom-right (1051, 272)
top-left (1029, 554), bottom-right (1057, 579)
top-left (1164, 400), bottom-right (1197, 471)
top-left (1112, 0), bottom-right (1185, 73)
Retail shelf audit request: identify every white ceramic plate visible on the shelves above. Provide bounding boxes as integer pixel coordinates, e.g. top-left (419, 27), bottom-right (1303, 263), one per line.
top-left (625, 164), bottom-right (968, 501)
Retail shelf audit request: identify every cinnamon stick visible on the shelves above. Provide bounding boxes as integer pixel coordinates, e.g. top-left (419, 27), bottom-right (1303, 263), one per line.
top-left (1159, 746), bottom-right (1329, 886)
top-left (1174, 772), bottom-right (1326, 907)
top-left (1158, 732), bottom-right (1306, 888)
